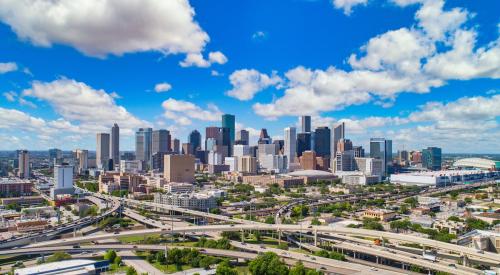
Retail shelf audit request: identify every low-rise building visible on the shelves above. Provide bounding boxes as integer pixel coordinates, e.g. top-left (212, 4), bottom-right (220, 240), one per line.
top-left (165, 182), bottom-right (194, 193)
top-left (362, 209), bottom-right (396, 222)
top-left (390, 170), bottom-right (500, 187)
top-left (15, 259), bottom-right (110, 275)
top-left (242, 174), bottom-right (304, 188)
top-left (433, 220), bottom-right (466, 235)
top-left (1, 196), bottom-right (44, 206)
top-left (15, 219), bottom-right (49, 233)
top-left (0, 178), bottom-right (33, 197)
top-left (154, 192), bottom-right (217, 210)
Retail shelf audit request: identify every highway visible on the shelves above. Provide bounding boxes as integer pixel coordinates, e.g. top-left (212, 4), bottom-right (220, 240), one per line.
top-left (25, 223), bottom-right (500, 266)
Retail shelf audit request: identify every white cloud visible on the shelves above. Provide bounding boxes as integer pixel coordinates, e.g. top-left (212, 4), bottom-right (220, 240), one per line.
top-left (227, 69), bottom-right (282, 101)
top-left (179, 51), bottom-right (228, 68)
top-left (161, 98), bottom-right (223, 126)
top-left (332, 0), bottom-right (368, 15)
top-left (252, 31), bottom-right (267, 40)
top-left (0, 62), bottom-right (17, 73)
top-left (154, 82), bottom-right (172, 93)
top-left (18, 97), bottom-right (37, 108)
top-left (22, 78), bottom-right (148, 135)
top-left (0, 0), bottom-right (209, 58)
top-left (415, 0), bottom-right (469, 41)
top-left (211, 70), bottom-right (222, 77)
top-left (3, 91), bottom-right (17, 101)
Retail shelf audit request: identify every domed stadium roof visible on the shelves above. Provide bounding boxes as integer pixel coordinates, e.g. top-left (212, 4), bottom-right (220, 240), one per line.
top-left (453, 158), bottom-right (499, 170)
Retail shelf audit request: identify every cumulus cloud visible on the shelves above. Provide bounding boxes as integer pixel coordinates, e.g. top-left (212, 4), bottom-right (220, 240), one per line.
top-left (0, 0), bottom-right (210, 58)
top-left (161, 98), bottom-right (223, 126)
top-left (332, 0), bottom-right (368, 15)
top-left (248, 0), bottom-right (500, 119)
top-left (3, 91), bottom-right (17, 102)
top-left (227, 69), bottom-right (282, 101)
top-left (179, 51), bottom-right (228, 68)
top-left (0, 62), bottom-right (17, 73)
top-left (22, 78), bottom-right (149, 134)
top-left (154, 82), bottom-right (172, 93)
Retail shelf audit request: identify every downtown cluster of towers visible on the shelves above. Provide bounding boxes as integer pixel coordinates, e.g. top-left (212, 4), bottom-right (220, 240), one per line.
top-left (94, 115), bottom-right (395, 175)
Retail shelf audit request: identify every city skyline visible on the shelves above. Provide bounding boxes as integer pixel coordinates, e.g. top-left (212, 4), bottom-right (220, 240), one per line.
top-left (0, 0), bottom-right (499, 153)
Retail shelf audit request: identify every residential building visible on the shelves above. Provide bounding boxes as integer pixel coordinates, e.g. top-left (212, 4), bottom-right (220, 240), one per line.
top-left (165, 182), bottom-right (194, 193)
top-left (154, 192), bottom-right (217, 210)
top-left (51, 164), bottom-right (74, 198)
top-left (0, 178), bottom-right (33, 197)
top-left (18, 150), bottom-right (30, 179)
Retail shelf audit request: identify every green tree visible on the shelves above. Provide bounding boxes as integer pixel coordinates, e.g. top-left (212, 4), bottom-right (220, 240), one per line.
top-left (403, 197), bottom-right (418, 208)
top-left (265, 216), bottom-right (276, 224)
top-left (46, 252), bottom-right (71, 263)
top-left (311, 218), bottom-right (321, 226)
top-left (104, 250), bottom-right (117, 263)
top-left (249, 252), bottom-right (289, 275)
top-left (126, 266), bottom-right (137, 275)
top-left (466, 218), bottom-right (489, 230)
top-left (114, 256), bottom-right (122, 266)
top-left (216, 260), bottom-right (238, 275)
top-left (289, 261), bottom-right (307, 275)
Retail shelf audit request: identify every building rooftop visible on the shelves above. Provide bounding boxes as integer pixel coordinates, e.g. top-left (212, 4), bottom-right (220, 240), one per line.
top-left (453, 158), bottom-right (500, 170)
top-left (287, 170), bottom-right (335, 177)
top-left (15, 259), bottom-right (99, 275)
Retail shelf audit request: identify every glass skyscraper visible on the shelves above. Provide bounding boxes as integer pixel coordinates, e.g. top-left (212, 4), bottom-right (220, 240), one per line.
top-left (422, 147), bottom-right (442, 171)
top-left (370, 138), bottom-right (392, 176)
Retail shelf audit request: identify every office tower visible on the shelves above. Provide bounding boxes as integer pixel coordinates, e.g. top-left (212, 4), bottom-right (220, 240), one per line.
top-left (273, 140), bottom-right (284, 154)
top-left (301, 115), bottom-right (311, 133)
top-left (296, 132), bottom-right (311, 157)
top-left (182, 143), bottom-right (192, 155)
top-left (238, 156), bottom-right (257, 174)
top-left (110, 123), bottom-right (120, 165)
top-left (136, 128), bottom-right (153, 168)
top-left (314, 127), bottom-right (331, 157)
top-left (370, 138), bottom-right (392, 175)
top-left (121, 152), bottom-right (135, 161)
top-left (332, 122), bottom-right (345, 156)
top-left (171, 138), bottom-right (180, 154)
top-left (284, 127), bottom-right (297, 166)
top-left (152, 129), bottom-right (171, 154)
top-left (422, 147), bottom-right (442, 171)
top-left (337, 138), bottom-right (353, 153)
top-left (258, 143), bottom-right (277, 158)
top-left (259, 155), bottom-right (287, 173)
top-left (206, 138), bottom-right (217, 152)
top-left (258, 128), bottom-right (272, 144)
top-left (205, 126), bottom-right (220, 149)
top-left (355, 157), bottom-right (383, 176)
top-left (300, 151), bottom-right (317, 170)
top-left (220, 127), bottom-right (231, 156)
top-left (221, 114), bottom-right (235, 144)
top-left (236, 129), bottom-right (249, 145)
top-left (18, 150), bottom-right (30, 179)
top-left (51, 164), bottom-right (74, 197)
top-left (188, 130), bottom-right (201, 153)
top-left (411, 151), bottom-right (422, 163)
top-left (398, 150), bottom-right (410, 166)
top-left (208, 151), bottom-right (223, 165)
top-left (233, 144), bottom-right (251, 157)
top-left (75, 149), bottom-right (88, 174)
top-left (333, 150), bottom-right (355, 172)
top-left (353, 146), bottom-right (365, 158)
top-left (164, 155), bottom-right (195, 183)
top-left (48, 148), bottom-right (62, 167)
top-left (96, 133), bottom-right (110, 170)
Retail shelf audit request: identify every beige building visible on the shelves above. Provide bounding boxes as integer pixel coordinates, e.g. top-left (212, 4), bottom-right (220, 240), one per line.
top-left (362, 209), bottom-right (396, 222)
top-left (164, 154), bottom-right (195, 183)
top-left (238, 156), bottom-right (257, 174)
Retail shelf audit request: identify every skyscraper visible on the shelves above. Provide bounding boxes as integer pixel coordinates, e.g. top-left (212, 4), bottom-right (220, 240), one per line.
top-left (188, 130), bottom-right (202, 153)
top-left (297, 132), bottom-right (311, 157)
top-left (314, 126), bottom-right (331, 157)
top-left (220, 127), bottom-right (231, 156)
top-left (422, 147), bottom-right (442, 171)
top-left (110, 123), bottom-right (120, 166)
top-left (337, 138), bottom-right (353, 153)
top-left (332, 122), bottom-right (345, 157)
top-left (236, 129), bottom-right (249, 145)
top-left (18, 150), bottom-right (30, 179)
top-left (353, 146), bottom-right (365, 158)
top-left (284, 127), bottom-right (297, 166)
top-left (221, 114), bottom-right (235, 144)
top-left (301, 116), bottom-right (311, 133)
top-left (369, 138), bottom-right (392, 176)
top-left (48, 148), bottom-right (62, 167)
top-left (96, 133), bottom-right (110, 170)
top-left (171, 138), bottom-right (180, 154)
top-left (152, 129), bottom-right (170, 154)
top-left (205, 126), bottom-right (220, 150)
top-left (136, 128), bottom-right (153, 167)
top-left (258, 128), bottom-right (272, 144)
top-left (75, 149), bottom-right (88, 174)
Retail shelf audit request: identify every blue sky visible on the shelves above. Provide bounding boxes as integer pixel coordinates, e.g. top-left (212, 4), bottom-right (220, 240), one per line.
top-left (0, 0), bottom-right (499, 153)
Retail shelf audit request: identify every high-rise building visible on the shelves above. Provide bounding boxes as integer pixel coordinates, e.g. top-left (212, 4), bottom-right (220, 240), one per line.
top-left (333, 150), bottom-right (355, 172)
top-left (284, 127), bottom-right (297, 166)
top-left (355, 157), bottom-right (383, 176)
top-left (337, 138), bottom-right (353, 153)
top-left (300, 151), bottom-right (317, 170)
top-left (51, 164), bottom-right (74, 198)
top-left (369, 138), bottom-right (393, 176)
top-left (258, 143), bottom-right (277, 158)
top-left (297, 132), bottom-right (311, 157)
top-left (236, 129), bottom-right (249, 145)
top-left (221, 114), bottom-right (235, 144)
top-left (48, 148), bottom-right (62, 167)
top-left (258, 129), bottom-right (272, 144)
top-left (205, 126), bottom-right (220, 149)
top-left (206, 138), bottom-right (217, 152)
top-left (96, 133), bottom-right (110, 170)
top-left (301, 116), bottom-right (311, 133)
top-left (136, 128), bottom-right (153, 167)
top-left (238, 156), bottom-right (257, 174)
top-left (220, 127), bottom-right (231, 156)
top-left (164, 155), bottom-right (195, 183)
top-left (182, 143), bottom-right (192, 155)
top-left (188, 130), bottom-right (201, 153)
top-left (233, 144), bottom-right (251, 157)
top-left (273, 140), bottom-right (284, 154)
top-left (422, 147), bottom-right (442, 171)
top-left (398, 150), bottom-right (410, 166)
top-left (18, 150), bottom-right (30, 179)
top-left (74, 149), bottom-right (88, 174)
top-left (110, 123), bottom-right (120, 166)
top-left (332, 122), bottom-right (345, 156)
top-left (353, 146), bottom-right (365, 158)
top-left (171, 138), bottom-right (180, 154)
top-left (314, 127), bottom-right (331, 157)
top-left (152, 129), bottom-right (171, 154)
top-left (411, 151), bottom-right (422, 163)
